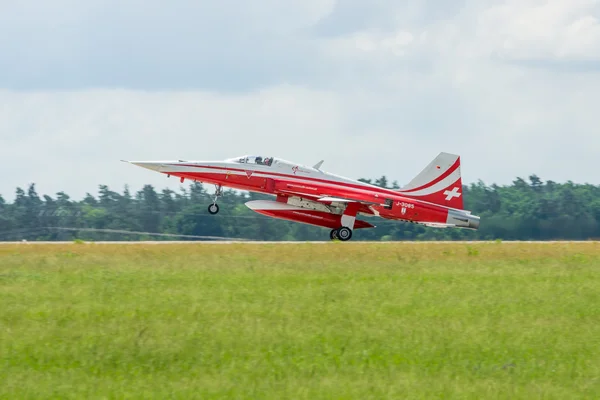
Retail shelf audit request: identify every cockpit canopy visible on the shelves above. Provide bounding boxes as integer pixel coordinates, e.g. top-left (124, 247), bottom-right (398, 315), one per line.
top-left (227, 155), bottom-right (274, 166)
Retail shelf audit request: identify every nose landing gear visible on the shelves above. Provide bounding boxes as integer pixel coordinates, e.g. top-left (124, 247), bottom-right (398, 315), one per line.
top-left (208, 185), bottom-right (223, 215)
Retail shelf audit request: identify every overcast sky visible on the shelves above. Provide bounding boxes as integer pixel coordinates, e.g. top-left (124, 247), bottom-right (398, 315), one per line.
top-left (1, 0), bottom-right (599, 200)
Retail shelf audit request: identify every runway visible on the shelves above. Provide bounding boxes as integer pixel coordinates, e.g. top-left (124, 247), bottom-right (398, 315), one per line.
top-left (1, 240), bottom-right (599, 245)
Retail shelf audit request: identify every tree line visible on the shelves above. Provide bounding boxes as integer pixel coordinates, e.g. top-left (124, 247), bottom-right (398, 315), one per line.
top-left (1, 174), bottom-right (599, 241)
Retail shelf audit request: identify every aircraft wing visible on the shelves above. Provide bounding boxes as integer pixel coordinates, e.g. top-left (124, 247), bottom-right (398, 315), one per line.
top-left (277, 188), bottom-right (383, 206)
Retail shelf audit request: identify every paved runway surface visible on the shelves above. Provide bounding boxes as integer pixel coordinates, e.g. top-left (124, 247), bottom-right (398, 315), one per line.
top-left (1, 241), bottom-right (599, 245)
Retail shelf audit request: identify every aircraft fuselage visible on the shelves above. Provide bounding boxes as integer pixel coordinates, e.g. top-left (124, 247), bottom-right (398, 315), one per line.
top-left (127, 154), bottom-right (480, 240)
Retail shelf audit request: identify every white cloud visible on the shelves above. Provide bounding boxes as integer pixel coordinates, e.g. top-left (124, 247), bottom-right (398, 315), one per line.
top-left (477, 0), bottom-right (600, 61)
top-left (0, 0), bottom-right (334, 90)
top-left (326, 30), bottom-right (415, 56)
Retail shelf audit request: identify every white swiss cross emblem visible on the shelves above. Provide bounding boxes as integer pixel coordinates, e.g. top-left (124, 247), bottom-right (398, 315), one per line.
top-left (443, 187), bottom-right (461, 201)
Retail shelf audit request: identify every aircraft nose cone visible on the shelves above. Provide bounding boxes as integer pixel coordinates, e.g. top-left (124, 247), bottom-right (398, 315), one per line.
top-left (130, 162), bottom-right (163, 172)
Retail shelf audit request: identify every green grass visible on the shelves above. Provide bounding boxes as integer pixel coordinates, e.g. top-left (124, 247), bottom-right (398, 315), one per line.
top-left (1, 242), bottom-right (599, 399)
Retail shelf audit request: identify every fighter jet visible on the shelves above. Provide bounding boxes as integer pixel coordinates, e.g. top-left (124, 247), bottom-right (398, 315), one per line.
top-left (124, 152), bottom-right (480, 241)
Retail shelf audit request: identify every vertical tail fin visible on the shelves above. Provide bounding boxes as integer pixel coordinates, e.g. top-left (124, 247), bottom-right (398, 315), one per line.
top-left (397, 152), bottom-right (464, 209)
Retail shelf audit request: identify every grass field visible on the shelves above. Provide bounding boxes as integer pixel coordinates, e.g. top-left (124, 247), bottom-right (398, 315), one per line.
top-left (1, 242), bottom-right (599, 399)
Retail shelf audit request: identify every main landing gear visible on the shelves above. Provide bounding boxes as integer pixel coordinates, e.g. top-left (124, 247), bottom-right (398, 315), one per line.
top-left (330, 227), bottom-right (352, 241)
top-left (207, 185), bottom-right (223, 215)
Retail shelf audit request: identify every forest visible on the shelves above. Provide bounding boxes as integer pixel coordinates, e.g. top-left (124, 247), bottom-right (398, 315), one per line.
top-left (1, 174), bottom-right (599, 241)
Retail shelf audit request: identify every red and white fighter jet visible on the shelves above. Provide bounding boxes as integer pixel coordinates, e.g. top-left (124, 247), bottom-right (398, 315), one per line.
top-left (125, 152), bottom-right (480, 241)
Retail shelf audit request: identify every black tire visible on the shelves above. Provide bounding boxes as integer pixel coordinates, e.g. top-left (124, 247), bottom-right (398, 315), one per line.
top-left (330, 229), bottom-right (338, 240)
top-left (208, 204), bottom-right (219, 215)
top-left (337, 227), bottom-right (352, 241)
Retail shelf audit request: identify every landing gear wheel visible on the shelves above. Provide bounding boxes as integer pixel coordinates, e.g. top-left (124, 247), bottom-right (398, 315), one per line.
top-left (337, 227), bottom-right (352, 241)
top-left (208, 184), bottom-right (223, 215)
top-left (330, 229), bottom-right (338, 240)
top-left (208, 203), bottom-right (219, 215)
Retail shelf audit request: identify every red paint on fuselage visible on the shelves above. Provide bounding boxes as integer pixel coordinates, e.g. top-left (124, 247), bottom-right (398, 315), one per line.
top-left (165, 168), bottom-right (450, 225)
